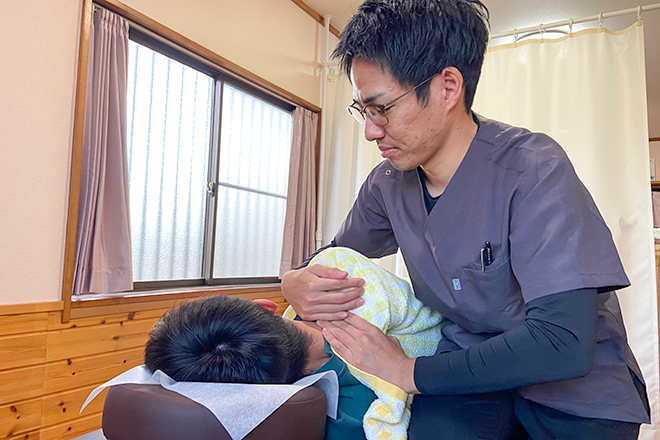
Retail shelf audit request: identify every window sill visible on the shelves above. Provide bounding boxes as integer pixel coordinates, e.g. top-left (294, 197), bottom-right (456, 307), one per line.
top-left (68, 283), bottom-right (284, 319)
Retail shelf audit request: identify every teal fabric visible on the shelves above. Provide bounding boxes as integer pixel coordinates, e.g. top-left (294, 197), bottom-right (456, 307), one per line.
top-left (314, 340), bottom-right (376, 440)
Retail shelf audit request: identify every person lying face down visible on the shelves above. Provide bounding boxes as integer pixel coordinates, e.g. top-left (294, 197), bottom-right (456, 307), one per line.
top-left (145, 247), bottom-right (444, 440)
top-left (144, 295), bottom-right (330, 384)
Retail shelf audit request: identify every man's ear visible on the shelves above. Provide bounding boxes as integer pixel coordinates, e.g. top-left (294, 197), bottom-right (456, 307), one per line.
top-left (254, 299), bottom-right (278, 313)
top-left (432, 67), bottom-right (465, 111)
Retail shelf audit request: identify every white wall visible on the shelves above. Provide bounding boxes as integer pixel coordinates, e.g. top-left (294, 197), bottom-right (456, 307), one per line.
top-left (651, 141), bottom-right (660, 179)
top-left (122, 0), bottom-right (322, 106)
top-left (0, 0), bottom-right (82, 305)
top-left (0, 0), bottom-right (323, 305)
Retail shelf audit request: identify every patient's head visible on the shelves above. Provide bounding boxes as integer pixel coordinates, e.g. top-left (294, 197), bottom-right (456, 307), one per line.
top-left (145, 295), bottom-right (310, 384)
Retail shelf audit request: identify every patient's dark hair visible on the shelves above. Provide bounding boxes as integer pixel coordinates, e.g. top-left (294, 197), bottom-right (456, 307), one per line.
top-left (145, 295), bottom-right (310, 384)
top-left (333, 0), bottom-right (489, 111)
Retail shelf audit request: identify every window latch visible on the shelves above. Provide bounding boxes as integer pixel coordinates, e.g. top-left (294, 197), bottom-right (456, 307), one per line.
top-left (207, 182), bottom-right (216, 197)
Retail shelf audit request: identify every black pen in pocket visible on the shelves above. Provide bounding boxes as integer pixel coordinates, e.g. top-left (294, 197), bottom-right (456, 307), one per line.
top-left (481, 241), bottom-right (493, 272)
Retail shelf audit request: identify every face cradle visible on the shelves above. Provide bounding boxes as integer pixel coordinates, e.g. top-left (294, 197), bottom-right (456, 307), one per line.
top-left (349, 58), bottom-right (449, 172)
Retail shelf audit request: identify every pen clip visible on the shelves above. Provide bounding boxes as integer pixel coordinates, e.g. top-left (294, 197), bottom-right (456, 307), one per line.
top-left (481, 241), bottom-right (493, 272)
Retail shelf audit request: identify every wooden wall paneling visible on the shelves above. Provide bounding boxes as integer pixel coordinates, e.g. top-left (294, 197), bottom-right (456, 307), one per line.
top-left (0, 365), bottom-right (45, 405)
top-left (47, 308), bottom-right (167, 331)
top-left (46, 319), bottom-right (155, 361)
top-left (0, 312), bottom-right (49, 336)
top-left (0, 291), bottom-right (288, 440)
top-left (8, 431), bottom-right (40, 440)
top-left (39, 412), bottom-right (102, 440)
top-left (41, 385), bottom-right (107, 427)
top-left (44, 347), bottom-right (144, 394)
top-left (0, 398), bottom-right (42, 438)
top-left (0, 332), bottom-right (48, 370)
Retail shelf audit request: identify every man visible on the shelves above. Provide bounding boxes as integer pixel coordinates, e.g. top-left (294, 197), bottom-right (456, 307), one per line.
top-left (281, 0), bottom-right (650, 439)
top-left (146, 247), bottom-right (444, 440)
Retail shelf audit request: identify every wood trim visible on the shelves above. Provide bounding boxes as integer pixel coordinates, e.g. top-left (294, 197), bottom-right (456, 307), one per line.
top-left (69, 300), bottom-right (177, 319)
top-left (0, 313), bottom-right (49, 336)
top-left (0, 302), bottom-right (64, 316)
top-left (651, 137), bottom-right (660, 142)
top-left (96, 0), bottom-right (320, 113)
top-left (61, 0), bottom-right (94, 324)
top-left (61, 0), bottom-right (318, 324)
top-left (291, 0), bottom-right (341, 38)
top-left (72, 284), bottom-right (282, 308)
top-left (68, 285), bottom-right (283, 318)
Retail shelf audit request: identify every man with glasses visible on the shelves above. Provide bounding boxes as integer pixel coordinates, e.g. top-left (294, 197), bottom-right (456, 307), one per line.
top-left (281, 0), bottom-right (649, 438)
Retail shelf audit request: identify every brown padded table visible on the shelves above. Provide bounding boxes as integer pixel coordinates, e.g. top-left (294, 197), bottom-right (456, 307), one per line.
top-left (102, 383), bottom-right (327, 440)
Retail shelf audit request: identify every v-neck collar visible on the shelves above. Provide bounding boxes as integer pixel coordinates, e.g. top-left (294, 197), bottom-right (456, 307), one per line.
top-left (416, 113), bottom-right (490, 218)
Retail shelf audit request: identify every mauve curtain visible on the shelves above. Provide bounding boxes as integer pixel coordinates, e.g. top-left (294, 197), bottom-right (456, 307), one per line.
top-left (73, 7), bottom-right (132, 295)
top-left (279, 107), bottom-right (318, 277)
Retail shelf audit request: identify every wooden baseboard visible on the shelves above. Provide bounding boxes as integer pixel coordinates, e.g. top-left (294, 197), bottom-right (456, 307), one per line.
top-left (0, 302), bottom-right (63, 315)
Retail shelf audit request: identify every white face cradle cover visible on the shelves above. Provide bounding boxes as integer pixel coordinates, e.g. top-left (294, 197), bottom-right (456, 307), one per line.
top-left (82, 365), bottom-right (339, 440)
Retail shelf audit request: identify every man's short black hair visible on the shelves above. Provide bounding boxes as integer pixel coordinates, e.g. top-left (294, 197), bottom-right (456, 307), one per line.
top-left (145, 295), bottom-right (310, 384)
top-left (333, 0), bottom-right (489, 111)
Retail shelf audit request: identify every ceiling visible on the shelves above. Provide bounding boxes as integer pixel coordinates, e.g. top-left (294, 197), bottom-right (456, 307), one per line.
top-left (301, 0), bottom-right (660, 138)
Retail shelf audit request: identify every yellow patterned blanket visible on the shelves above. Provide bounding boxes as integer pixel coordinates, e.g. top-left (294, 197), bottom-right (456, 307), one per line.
top-left (284, 247), bottom-right (444, 440)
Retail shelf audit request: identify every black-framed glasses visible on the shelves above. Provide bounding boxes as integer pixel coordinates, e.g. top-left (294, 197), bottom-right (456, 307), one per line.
top-left (346, 75), bottom-right (435, 126)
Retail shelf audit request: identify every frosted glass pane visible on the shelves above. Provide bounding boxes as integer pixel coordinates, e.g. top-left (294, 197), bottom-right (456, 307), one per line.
top-left (127, 41), bottom-right (213, 282)
top-left (213, 187), bottom-right (287, 277)
top-left (218, 85), bottom-right (292, 196)
top-left (213, 85), bottom-right (292, 278)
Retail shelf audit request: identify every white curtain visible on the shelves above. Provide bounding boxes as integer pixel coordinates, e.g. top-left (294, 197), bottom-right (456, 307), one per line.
top-left (321, 72), bottom-right (378, 244)
top-left (473, 23), bottom-right (658, 437)
top-left (74, 7), bottom-right (133, 295)
top-left (320, 72), bottom-right (404, 273)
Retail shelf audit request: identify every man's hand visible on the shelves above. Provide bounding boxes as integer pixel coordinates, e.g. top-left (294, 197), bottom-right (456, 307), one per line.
top-left (281, 265), bottom-right (365, 321)
top-left (318, 313), bottom-right (419, 394)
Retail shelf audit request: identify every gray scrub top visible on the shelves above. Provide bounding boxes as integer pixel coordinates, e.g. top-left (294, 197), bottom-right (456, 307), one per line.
top-left (334, 115), bottom-right (649, 423)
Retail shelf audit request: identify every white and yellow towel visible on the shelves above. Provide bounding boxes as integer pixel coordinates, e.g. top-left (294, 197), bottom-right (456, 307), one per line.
top-left (284, 247), bottom-right (444, 440)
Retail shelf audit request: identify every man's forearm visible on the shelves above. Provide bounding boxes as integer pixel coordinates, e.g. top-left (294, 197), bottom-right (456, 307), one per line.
top-left (415, 289), bottom-right (598, 395)
top-left (294, 239), bottom-right (337, 270)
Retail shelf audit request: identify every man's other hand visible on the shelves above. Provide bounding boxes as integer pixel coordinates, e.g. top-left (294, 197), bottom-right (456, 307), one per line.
top-left (281, 265), bottom-right (365, 321)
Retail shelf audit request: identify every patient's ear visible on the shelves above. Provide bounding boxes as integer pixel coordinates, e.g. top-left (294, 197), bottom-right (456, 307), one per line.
top-left (254, 299), bottom-right (278, 313)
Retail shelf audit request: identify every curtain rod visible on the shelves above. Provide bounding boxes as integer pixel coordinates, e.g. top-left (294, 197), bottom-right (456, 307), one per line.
top-left (490, 3), bottom-right (660, 40)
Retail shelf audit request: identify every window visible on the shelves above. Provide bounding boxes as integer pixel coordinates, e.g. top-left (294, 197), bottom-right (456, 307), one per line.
top-left (126, 30), bottom-right (293, 288)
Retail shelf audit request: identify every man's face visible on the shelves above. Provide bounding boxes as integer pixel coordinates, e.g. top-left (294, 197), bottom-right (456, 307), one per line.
top-left (350, 58), bottom-right (448, 172)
